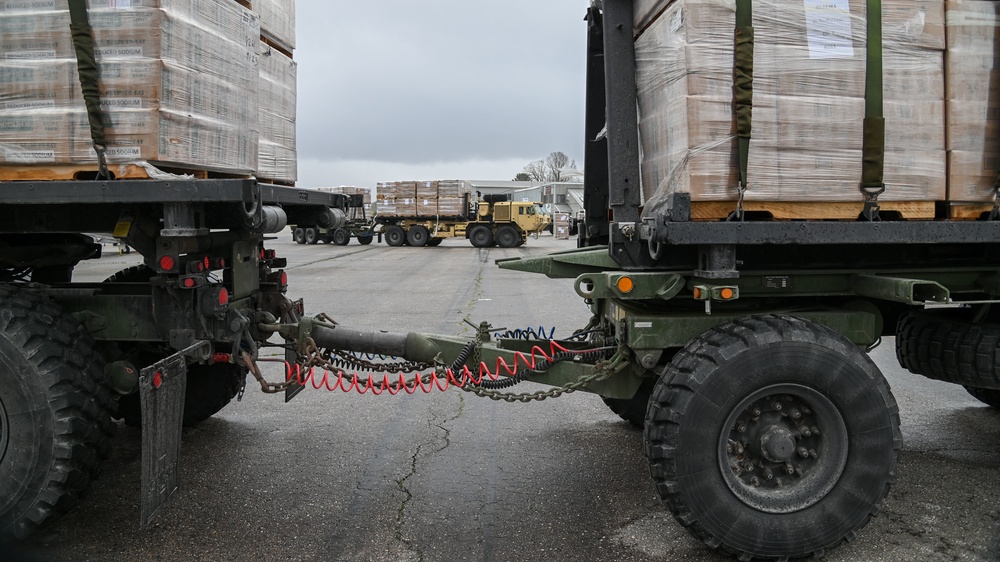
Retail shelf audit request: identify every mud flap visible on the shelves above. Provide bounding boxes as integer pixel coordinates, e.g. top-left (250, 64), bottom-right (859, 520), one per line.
top-left (138, 341), bottom-right (209, 526)
top-left (284, 298), bottom-right (306, 402)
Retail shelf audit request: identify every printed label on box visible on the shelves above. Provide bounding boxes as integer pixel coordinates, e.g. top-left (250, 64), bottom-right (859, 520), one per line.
top-left (804, 0), bottom-right (855, 59)
top-left (2, 1), bottom-right (56, 12)
top-left (105, 146), bottom-right (142, 159)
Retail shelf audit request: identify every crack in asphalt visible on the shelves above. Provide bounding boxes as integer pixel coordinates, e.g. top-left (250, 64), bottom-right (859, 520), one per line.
top-left (395, 400), bottom-right (466, 561)
top-left (393, 250), bottom-right (485, 559)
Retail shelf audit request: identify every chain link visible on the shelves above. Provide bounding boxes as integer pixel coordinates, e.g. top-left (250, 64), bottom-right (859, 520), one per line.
top-left (291, 335), bottom-right (627, 402)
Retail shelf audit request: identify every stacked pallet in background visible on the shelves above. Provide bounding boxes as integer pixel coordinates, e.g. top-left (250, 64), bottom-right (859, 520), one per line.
top-left (553, 213), bottom-right (572, 240)
top-left (0, 0), bottom-right (260, 176)
top-left (255, 0), bottom-right (297, 184)
top-left (315, 186), bottom-right (372, 217)
top-left (377, 180), bottom-right (471, 219)
top-left (634, 0), bottom-right (947, 219)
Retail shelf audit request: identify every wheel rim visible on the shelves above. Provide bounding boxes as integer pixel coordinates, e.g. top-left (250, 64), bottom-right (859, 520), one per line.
top-left (717, 383), bottom-right (848, 514)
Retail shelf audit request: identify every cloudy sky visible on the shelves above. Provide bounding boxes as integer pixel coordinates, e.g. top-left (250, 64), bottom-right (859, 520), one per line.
top-left (293, 1), bottom-right (590, 188)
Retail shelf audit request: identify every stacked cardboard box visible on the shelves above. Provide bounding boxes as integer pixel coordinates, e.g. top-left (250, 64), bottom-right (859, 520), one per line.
top-left (945, 0), bottom-right (1000, 202)
top-left (254, 0), bottom-right (295, 53)
top-left (254, 0), bottom-right (296, 184)
top-left (635, 0), bottom-right (947, 209)
top-left (553, 212), bottom-right (572, 240)
top-left (377, 180), bottom-right (470, 218)
top-left (257, 41), bottom-right (297, 183)
top-left (0, 0), bottom-right (260, 172)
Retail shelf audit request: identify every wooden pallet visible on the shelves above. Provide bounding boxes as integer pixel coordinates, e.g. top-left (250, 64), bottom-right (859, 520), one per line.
top-left (689, 200), bottom-right (937, 221)
top-left (0, 164), bottom-right (251, 182)
top-left (260, 33), bottom-right (294, 59)
top-left (942, 203), bottom-right (994, 220)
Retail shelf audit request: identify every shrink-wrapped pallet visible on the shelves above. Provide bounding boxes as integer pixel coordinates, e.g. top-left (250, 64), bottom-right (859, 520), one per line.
top-left (636, 0), bottom-right (946, 213)
top-left (258, 41), bottom-right (296, 183)
top-left (254, 0), bottom-right (295, 52)
top-left (376, 180), bottom-right (470, 218)
top-left (0, 0), bottom-right (259, 173)
top-left (945, 0), bottom-right (1000, 202)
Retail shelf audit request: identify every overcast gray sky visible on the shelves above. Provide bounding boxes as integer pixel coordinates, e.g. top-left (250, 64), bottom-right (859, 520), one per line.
top-left (294, 1), bottom-right (589, 188)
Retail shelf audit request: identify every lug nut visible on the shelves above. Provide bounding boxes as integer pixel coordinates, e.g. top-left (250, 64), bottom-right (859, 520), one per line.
top-left (764, 469), bottom-right (774, 480)
top-left (750, 477), bottom-right (761, 487)
top-left (801, 427), bottom-right (812, 437)
top-left (809, 449), bottom-right (818, 459)
top-left (751, 407), bottom-right (762, 417)
top-left (736, 422), bottom-right (747, 433)
top-left (812, 426), bottom-right (821, 436)
top-left (798, 447), bottom-right (810, 459)
top-left (791, 410), bottom-right (802, 420)
top-left (785, 464), bottom-right (795, 475)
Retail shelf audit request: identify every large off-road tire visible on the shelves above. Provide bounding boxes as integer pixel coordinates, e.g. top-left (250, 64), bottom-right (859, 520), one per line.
top-left (102, 267), bottom-right (246, 428)
top-left (602, 379), bottom-right (655, 428)
top-left (469, 225), bottom-right (493, 248)
top-left (304, 228), bottom-right (318, 245)
top-left (332, 228), bottom-right (351, 246)
top-left (115, 362), bottom-right (247, 428)
top-left (384, 225), bottom-right (406, 247)
top-left (0, 285), bottom-right (115, 539)
top-left (495, 225), bottom-right (519, 248)
top-left (896, 310), bottom-right (1000, 389)
top-left (426, 238), bottom-right (443, 247)
top-left (645, 315), bottom-right (900, 560)
top-left (965, 386), bottom-right (1000, 409)
top-left (293, 227), bottom-right (306, 244)
top-left (357, 235), bottom-right (373, 245)
top-left (406, 225), bottom-right (429, 247)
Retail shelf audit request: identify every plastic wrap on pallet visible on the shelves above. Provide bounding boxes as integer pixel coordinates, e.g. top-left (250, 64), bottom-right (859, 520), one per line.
top-left (0, 0), bottom-right (259, 173)
top-left (635, 0), bottom-right (946, 214)
top-left (375, 180), bottom-right (470, 218)
top-left (257, 41), bottom-right (296, 183)
top-left (945, 0), bottom-right (1000, 202)
top-left (254, 0), bottom-right (295, 52)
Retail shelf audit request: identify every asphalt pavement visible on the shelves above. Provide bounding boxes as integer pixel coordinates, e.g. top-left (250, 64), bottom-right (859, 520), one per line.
top-left (17, 232), bottom-right (1000, 561)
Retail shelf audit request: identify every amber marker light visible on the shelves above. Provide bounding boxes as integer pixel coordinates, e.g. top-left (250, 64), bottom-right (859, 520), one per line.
top-left (720, 288), bottom-right (735, 300)
top-left (616, 276), bottom-right (635, 294)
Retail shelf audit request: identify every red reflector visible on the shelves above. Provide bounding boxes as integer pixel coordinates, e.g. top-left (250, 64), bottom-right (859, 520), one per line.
top-left (159, 255), bottom-right (175, 271)
top-left (218, 287), bottom-right (229, 305)
top-left (204, 256), bottom-right (210, 270)
top-left (212, 352), bottom-right (231, 364)
top-left (280, 271), bottom-right (288, 286)
top-left (217, 258), bottom-right (226, 268)
top-left (183, 278), bottom-right (196, 288)
top-left (152, 371), bottom-right (162, 388)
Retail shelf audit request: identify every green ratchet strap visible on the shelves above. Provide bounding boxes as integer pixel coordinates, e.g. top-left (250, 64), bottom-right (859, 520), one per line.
top-left (68, 0), bottom-right (110, 179)
top-left (861, 0), bottom-right (885, 221)
top-left (732, 0), bottom-right (753, 221)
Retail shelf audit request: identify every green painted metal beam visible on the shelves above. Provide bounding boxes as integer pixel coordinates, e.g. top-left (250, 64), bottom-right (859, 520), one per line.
top-left (495, 246), bottom-right (618, 279)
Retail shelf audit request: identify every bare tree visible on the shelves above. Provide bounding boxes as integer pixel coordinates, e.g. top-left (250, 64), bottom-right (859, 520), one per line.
top-left (545, 151), bottom-right (576, 182)
top-left (522, 160), bottom-right (547, 182)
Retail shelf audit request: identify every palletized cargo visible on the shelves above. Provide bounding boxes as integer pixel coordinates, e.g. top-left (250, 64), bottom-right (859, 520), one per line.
top-left (0, 0), bottom-right (260, 174)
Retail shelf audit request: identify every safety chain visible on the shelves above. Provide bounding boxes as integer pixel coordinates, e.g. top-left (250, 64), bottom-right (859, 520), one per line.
top-left (457, 350), bottom-right (626, 403)
top-left (330, 349), bottom-right (431, 374)
top-left (287, 331), bottom-right (628, 403)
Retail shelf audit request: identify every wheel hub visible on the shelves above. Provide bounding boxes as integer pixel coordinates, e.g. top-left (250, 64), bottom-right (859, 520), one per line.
top-left (760, 427), bottom-right (796, 463)
top-left (718, 384), bottom-right (849, 514)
